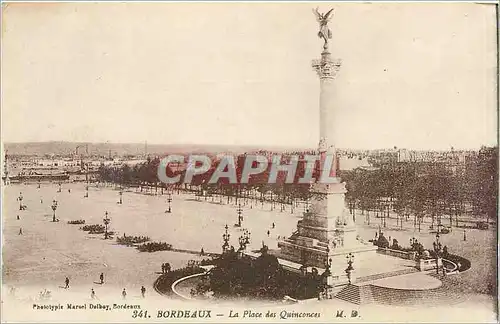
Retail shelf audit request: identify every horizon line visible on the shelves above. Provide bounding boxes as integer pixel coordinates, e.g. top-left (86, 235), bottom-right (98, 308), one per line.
top-left (1, 140), bottom-right (497, 152)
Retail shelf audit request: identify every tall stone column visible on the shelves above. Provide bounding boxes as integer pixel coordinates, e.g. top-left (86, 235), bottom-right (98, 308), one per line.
top-left (313, 50), bottom-right (342, 166)
top-left (278, 9), bottom-right (377, 270)
top-left (305, 49), bottom-right (349, 246)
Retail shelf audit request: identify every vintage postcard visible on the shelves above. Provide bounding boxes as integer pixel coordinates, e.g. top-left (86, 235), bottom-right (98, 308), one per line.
top-left (1, 2), bottom-right (498, 323)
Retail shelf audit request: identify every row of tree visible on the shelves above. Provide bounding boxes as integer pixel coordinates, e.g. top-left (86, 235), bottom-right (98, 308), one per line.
top-left (97, 147), bottom-right (497, 224)
top-left (98, 155), bottom-right (320, 204)
top-left (343, 146), bottom-right (497, 226)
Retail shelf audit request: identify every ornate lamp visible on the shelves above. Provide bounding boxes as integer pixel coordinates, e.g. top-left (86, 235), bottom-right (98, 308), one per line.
top-left (103, 211), bottom-right (111, 239)
top-left (222, 224), bottom-right (230, 253)
top-left (236, 203), bottom-right (243, 227)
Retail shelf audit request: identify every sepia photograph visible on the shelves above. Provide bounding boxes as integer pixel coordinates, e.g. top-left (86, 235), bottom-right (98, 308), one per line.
top-left (1, 2), bottom-right (498, 323)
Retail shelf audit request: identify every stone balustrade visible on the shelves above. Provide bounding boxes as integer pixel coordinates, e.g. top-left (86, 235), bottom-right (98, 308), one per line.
top-left (416, 258), bottom-right (442, 271)
top-left (377, 247), bottom-right (417, 261)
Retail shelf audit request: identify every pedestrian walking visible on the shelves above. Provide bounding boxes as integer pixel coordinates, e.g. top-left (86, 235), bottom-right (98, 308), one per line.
top-left (200, 248), bottom-right (205, 256)
top-left (161, 263), bottom-right (165, 274)
top-left (122, 288), bottom-right (127, 299)
top-left (463, 229), bottom-right (467, 241)
top-left (18, 228), bottom-right (23, 235)
top-left (267, 230), bottom-right (270, 237)
top-left (65, 277), bottom-right (70, 289)
top-left (17, 215), bottom-right (20, 220)
top-left (91, 289), bottom-right (96, 299)
top-left (100, 273), bottom-right (104, 284)
top-left (272, 222), bottom-right (275, 229)
top-left (141, 286), bottom-right (146, 298)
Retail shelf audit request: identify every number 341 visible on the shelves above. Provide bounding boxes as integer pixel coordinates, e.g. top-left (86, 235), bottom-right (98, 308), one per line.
top-left (132, 310), bottom-right (150, 318)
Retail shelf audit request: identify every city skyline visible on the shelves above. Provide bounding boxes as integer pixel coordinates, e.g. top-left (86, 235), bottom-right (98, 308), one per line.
top-left (2, 140), bottom-right (495, 159)
top-left (1, 2), bottom-right (498, 150)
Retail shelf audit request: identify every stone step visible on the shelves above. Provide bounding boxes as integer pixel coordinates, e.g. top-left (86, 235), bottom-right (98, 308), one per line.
top-left (359, 285), bottom-right (375, 304)
top-left (336, 271), bottom-right (467, 306)
top-left (357, 267), bottom-right (418, 284)
top-left (366, 275), bottom-right (465, 306)
top-left (335, 284), bottom-right (376, 305)
top-left (335, 284), bottom-right (361, 305)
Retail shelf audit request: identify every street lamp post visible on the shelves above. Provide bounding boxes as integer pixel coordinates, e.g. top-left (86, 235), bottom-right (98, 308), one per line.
top-left (222, 224), bottom-right (230, 253)
top-left (166, 193), bottom-right (172, 213)
top-left (51, 199), bottom-right (58, 222)
top-left (18, 192), bottom-right (23, 210)
top-left (103, 211), bottom-right (111, 239)
top-left (236, 203), bottom-right (243, 227)
top-left (345, 253), bottom-right (355, 285)
top-left (433, 233), bottom-right (442, 274)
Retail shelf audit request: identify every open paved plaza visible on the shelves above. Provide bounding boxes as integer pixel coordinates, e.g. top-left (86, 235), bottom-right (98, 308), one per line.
top-left (2, 182), bottom-right (497, 319)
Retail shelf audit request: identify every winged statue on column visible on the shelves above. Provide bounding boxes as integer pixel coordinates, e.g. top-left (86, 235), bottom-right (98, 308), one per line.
top-left (313, 7), bottom-right (334, 50)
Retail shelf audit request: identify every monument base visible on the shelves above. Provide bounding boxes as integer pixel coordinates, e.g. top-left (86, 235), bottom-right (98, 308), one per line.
top-left (278, 235), bottom-right (377, 271)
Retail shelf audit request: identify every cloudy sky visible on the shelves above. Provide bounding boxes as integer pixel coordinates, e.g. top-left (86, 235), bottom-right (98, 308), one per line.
top-left (1, 2), bottom-right (497, 150)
